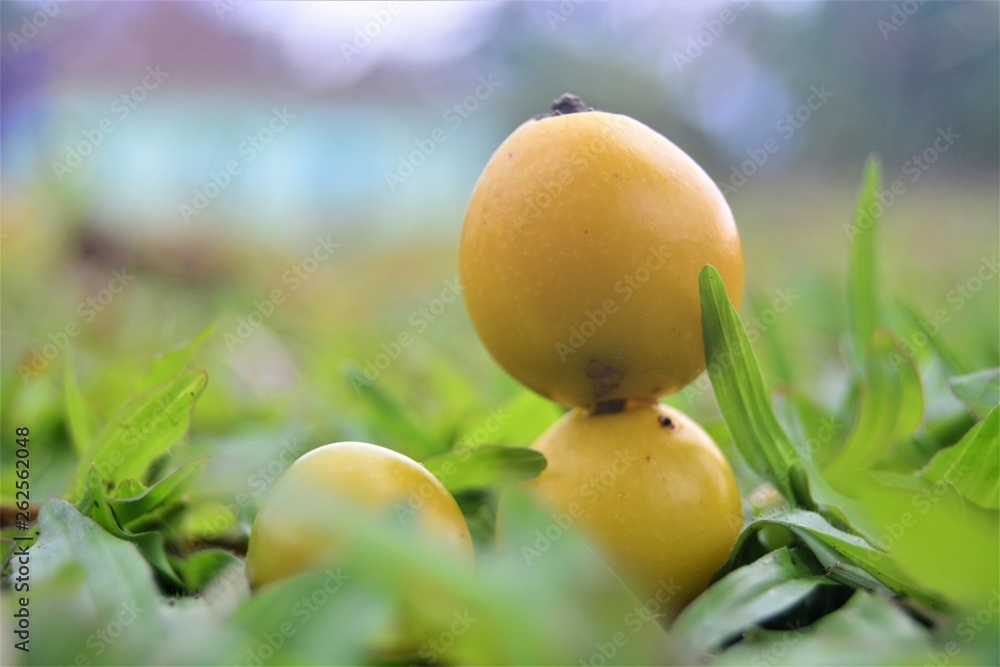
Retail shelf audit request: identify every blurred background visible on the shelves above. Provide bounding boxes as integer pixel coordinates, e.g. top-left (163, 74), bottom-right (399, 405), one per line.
top-left (2, 1), bottom-right (998, 504)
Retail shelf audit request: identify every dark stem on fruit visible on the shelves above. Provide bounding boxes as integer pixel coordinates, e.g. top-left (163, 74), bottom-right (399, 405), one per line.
top-left (535, 93), bottom-right (594, 119)
top-left (592, 398), bottom-right (628, 415)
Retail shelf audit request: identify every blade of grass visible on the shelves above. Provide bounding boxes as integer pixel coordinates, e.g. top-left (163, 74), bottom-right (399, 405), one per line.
top-left (846, 155), bottom-right (883, 374)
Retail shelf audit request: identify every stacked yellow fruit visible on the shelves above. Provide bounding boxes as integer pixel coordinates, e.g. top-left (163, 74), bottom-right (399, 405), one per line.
top-left (460, 94), bottom-right (745, 619)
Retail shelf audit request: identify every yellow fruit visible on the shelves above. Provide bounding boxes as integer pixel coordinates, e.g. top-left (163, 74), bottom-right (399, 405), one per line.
top-left (459, 97), bottom-right (743, 407)
top-left (246, 441), bottom-right (473, 588)
top-left (521, 403), bottom-right (742, 618)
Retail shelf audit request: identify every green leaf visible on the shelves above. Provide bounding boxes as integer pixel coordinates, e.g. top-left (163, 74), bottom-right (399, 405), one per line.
top-left (949, 368), bottom-right (1000, 419)
top-left (345, 367), bottom-right (442, 459)
top-left (108, 456), bottom-right (210, 528)
top-left (699, 265), bottom-right (811, 509)
top-left (27, 499), bottom-right (158, 611)
top-left (63, 369), bottom-right (208, 501)
top-left (422, 445), bottom-right (546, 494)
top-left (846, 155), bottom-right (883, 373)
top-left (834, 470), bottom-right (1000, 610)
top-left (63, 350), bottom-right (97, 455)
top-left (81, 469), bottom-right (186, 589)
top-left (715, 591), bottom-right (932, 666)
top-left (921, 406), bottom-right (999, 510)
top-left (138, 322), bottom-right (217, 392)
top-left (670, 547), bottom-right (839, 662)
top-left (827, 330), bottom-right (924, 473)
top-left (717, 509), bottom-right (932, 606)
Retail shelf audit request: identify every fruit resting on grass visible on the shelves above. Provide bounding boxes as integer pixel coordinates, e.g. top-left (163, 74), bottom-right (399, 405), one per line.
top-left (246, 441), bottom-right (473, 588)
top-left (520, 403), bottom-right (742, 618)
top-left (459, 94), bottom-right (744, 408)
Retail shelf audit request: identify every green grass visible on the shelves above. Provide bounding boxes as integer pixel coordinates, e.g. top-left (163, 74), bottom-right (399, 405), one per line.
top-left (1, 161), bottom-right (998, 666)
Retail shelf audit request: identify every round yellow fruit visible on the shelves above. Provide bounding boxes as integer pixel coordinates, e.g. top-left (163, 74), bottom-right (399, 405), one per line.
top-left (459, 97), bottom-right (744, 407)
top-left (246, 441), bottom-right (474, 588)
top-left (522, 403), bottom-right (743, 617)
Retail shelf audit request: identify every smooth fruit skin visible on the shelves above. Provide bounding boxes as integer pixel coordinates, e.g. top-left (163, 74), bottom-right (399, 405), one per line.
top-left (523, 404), bottom-right (743, 617)
top-left (459, 111), bottom-right (743, 407)
top-left (246, 441), bottom-right (473, 588)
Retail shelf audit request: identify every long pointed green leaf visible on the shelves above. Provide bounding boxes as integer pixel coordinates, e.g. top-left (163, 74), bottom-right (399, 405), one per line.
top-left (63, 370), bottom-right (208, 501)
top-left (846, 155), bottom-right (883, 373)
top-left (921, 406), bottom-right (999, 510)
top-left (699, 265), bottom-right (811, 509)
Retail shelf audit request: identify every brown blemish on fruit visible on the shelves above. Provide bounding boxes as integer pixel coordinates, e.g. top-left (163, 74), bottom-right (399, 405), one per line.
top-left (658, 414), bottom-right (677, 430)
top-left (586, 359), bottom-right (625, 399)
